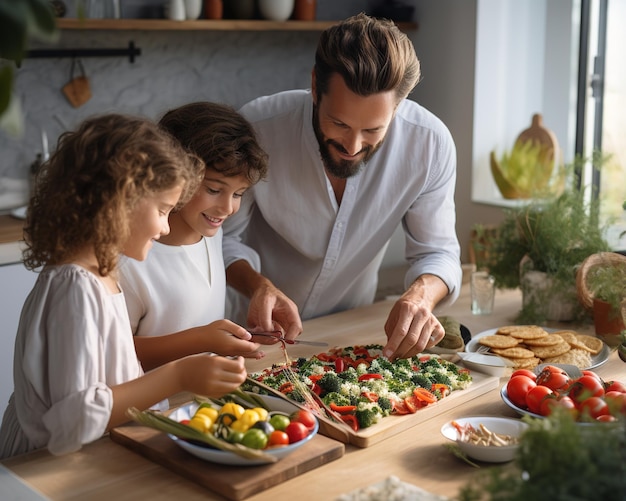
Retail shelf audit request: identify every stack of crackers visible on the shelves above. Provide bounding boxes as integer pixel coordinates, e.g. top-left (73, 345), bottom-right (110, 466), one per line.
top-left (477, 325), bottom-right (604, 369)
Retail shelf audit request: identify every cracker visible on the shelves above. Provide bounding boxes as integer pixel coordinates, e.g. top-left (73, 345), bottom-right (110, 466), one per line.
top-left (490, 346), bottom-right (536, 359)
top-left (543, 348), bottom-right (592, 368)
top-left (511, 356), bottom-right (541, 369)
top-left (478, 335), bottom-right (520, 348)
top-left (498, 325), bottom-right (548, 340)
top-left (524, 335), bottom-right (562, 347)
top-left (574, 334), bottom-right (604, 355)
top-left (528, 339), bottom-right (571, 359)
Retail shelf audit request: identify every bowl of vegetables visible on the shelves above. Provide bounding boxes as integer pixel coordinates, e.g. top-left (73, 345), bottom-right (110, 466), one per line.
top-left (441, 416), bottom-right (527, 463)
top-left (128, 391), bottom-right (318, 466)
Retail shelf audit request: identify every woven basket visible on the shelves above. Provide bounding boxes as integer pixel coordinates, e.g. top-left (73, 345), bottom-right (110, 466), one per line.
top-left (576, 252), bottom-right (626, 310)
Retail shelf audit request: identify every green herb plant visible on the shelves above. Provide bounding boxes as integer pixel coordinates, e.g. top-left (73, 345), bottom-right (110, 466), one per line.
top-left (586, 260), bottom-right (626, 314)
top-left (478, 153), bottom-right (612, 323)
top-left (457, 410), bottom-right (626, 501)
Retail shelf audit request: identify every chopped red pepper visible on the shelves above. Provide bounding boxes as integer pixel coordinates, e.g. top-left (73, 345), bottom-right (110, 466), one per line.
top-left (361, 391), bottom-right (379, 402)
top-left (279, 382), bottom-right (294, 393)
top-left (330, 402), bottom-right (357, 414)
top-left (339, 414), bottom-right (359, 431)
top-left (334, 358), bottom-right (345, 373)
top-left (358, 373), bottom-right (383, 381)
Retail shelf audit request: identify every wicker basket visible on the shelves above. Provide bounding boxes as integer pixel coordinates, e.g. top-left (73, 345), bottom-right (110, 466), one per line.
top-left (576, 252), bottom-right (626, 310)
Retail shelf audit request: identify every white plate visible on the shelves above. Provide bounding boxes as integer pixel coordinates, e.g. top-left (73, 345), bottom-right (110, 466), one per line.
top-left (466, 328), bottom-right (610, 371)
top-left (168, 394), bottom-right (318, 466)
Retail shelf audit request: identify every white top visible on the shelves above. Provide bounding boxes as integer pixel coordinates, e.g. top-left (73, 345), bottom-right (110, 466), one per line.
top-left (118, 231), bottom-right (226, 337)
top-left (223, 90), bottom-right (462, 321)
top-left (0, 265), bottom-right (143, 458)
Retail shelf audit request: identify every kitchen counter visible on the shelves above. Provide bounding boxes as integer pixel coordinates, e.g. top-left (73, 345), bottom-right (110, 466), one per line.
top-left (2, 285), bottom-right (622, 500)
top-left (0, 215), bottom-right (25, 265)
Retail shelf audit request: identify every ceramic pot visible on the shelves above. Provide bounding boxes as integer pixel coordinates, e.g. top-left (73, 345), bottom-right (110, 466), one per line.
top-left (293, 0), bottom-right (316, 20)
top-left (258, 0), bottom-right (294, 21)
top-left (592, 298), bottom-right (626, 347)
top-left (185, 0), bottom-right (202, 19)
top-left (166, 0), bottom-right (186, 20)
top-left (204, 0), bottom-right (223, 19)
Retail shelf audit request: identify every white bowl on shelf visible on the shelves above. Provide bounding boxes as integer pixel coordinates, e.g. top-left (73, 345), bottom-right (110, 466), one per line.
top-left (258, 0), bottom-right (295, 21)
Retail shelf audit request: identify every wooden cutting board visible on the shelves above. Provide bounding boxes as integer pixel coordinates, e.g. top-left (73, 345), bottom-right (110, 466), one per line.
top-left (329, 370), bottom-right (499, 448)
top-left (110, 424), bottom-right (344, 501)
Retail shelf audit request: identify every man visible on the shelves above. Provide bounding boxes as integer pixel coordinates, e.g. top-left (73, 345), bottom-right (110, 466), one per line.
top-left (224, 13), bottom-right (462, 360)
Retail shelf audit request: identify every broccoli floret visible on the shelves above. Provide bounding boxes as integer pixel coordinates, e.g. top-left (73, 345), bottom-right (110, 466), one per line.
top-left (429, 372), bottom-right (452, 386)
top-left (377, 396), bottom-right (392, 415)
top-left (420, 357), bottom-right (443, 370)
top-left (317, 372), bottom-right (342, 394)
top-left (288, 387), bottom-right (307, 403)
top-left (338, 367), bottom-right (359, 383)
top-left (355, 402), bottom-right (382, 429)
top-left (322, 392), bottom-right (351, 407)
top-left (411, 373), bottom-right (433, 389)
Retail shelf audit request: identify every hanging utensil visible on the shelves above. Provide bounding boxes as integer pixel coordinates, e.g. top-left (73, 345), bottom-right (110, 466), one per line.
top-left (62, 58), bottom-right (92, 108)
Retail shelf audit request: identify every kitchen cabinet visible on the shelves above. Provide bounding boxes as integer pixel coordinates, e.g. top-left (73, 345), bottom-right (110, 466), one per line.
top-left (0, 263), bottom-right (38, 419)
top-left (56, 18), bottom-right (417, 31)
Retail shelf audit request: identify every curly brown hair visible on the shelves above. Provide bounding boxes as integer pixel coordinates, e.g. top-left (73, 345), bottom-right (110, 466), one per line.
top-left (158, 101), bottom-right (268, 185)
top-left (23, 114), bottom-right (204, 275)
top-left (314, 13), bottom-right (421, 102)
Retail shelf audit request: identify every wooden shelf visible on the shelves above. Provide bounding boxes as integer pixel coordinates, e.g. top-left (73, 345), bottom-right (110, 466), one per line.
top-left (56, 18), bottom-right (417, 32)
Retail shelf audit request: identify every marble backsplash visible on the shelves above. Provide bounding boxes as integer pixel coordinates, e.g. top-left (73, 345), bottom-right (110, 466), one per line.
top-left (0, 0), bottom-right (400, 210)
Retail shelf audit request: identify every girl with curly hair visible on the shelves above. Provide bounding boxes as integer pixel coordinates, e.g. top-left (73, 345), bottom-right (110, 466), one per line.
top-left (0, 114), bottom-right (248, 459)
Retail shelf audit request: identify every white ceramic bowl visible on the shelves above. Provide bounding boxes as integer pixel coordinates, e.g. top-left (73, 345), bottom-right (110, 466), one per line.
top-left (168, 394), bottom-right (318, 465)
top-left (441, 416), bottom-right (527, 463)
top-left (258, 0), bottom-right (295, 21)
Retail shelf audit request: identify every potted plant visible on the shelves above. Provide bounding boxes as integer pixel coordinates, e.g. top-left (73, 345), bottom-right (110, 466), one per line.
top-left (576, 251), bottom-right (626, 346)
top-left (478, 154), bottom-right (612, 324)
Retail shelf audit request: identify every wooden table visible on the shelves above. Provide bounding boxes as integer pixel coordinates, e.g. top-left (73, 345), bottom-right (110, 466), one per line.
top-left (3, 285), bottom-right (624, 500)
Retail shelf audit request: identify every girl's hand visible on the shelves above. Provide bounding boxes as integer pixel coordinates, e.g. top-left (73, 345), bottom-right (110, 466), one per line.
top-left (206, 319), bottom-right (265, 359)
top-left (177, 354), bottom-right (247, 398)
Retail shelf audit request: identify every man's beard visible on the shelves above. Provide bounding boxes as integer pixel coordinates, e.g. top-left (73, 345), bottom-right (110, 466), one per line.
top-left (312, 104), bottom-right (383, 180)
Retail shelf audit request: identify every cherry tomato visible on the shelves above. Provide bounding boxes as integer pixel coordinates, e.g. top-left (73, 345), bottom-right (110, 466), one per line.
top-left (267, 430), bottom-right (289, 447)
top-left (569, 375), bottom-right (605, 403)
top-left (291, 409), bottom-right (316, 431)
top-left (285, 421), bottom-right (309, 444)
top-left (241, 428), bottom-right (269, 449)
top-left (578, 396), bottom-right (610, 420)
top-left (540, 395), bottom-right (578, 419)
top-left (581, 370), bottom-right (604, 383)
top-left (391, 399), bottom-right (410, 415)
top-left (526, 385), bottom-right (554, 414)
top-left (510, 369), bottom-right (537, 381)
top-left (542, 365), bottom-right (568, 375)
top-left (269, 414), bottom-right (291, 431)
top-left (604, 380), bottom-right (626, 394)
top-left (604, 391), bottom-right (626, 417)
top-left (596, 414), bottom-right (617, 422)
top-left (506, 375), bottom-right (537, 409)
top-left (536, 369), bottom-right (572, 392)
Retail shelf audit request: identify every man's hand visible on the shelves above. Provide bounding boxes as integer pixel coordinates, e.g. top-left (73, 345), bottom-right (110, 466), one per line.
top-left (383, 274), bottom-right (449, 360)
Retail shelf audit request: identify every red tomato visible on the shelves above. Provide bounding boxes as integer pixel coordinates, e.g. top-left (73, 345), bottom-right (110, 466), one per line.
top-left (267, 430), bottom-right (289, 447)
top-left (569, 375), bottom-right (605, 403)
top-left (542, 365), bottom-right (568, 375)
top-left (510, 369), bottom-right (537, 381)
top-left (581, 370), bottom-right (603, 383)
top-left (404, 395), bottom-right (420, 413)
top-left (540, 395), bottom-right (578, 419)
top-left (604, 391), bottom-right (626, 417)
top-left (506, 375), bottom-right (537, 409)
top-left (391, 399), bottom-right (410, 415)
top-left (285, 422), bottom-right (309, 444)
top-left (526, 385), bottom-right (554, 414)
top-left (604, 380), bottom-right (626, 394)
top-left (291, 409), bottom-right (317, 431)
top-left (578, 396), bottom-right (609, 419)
top-left (596, 414), bottom-right (617, 422)
top-left (536, 369), bottom-right (572, 392)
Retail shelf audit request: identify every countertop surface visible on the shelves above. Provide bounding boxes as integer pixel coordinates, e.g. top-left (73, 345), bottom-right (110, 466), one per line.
top-left (0, 215), bottom-right (25, 265)
top-left (3, 286), bottom-right (621, 501)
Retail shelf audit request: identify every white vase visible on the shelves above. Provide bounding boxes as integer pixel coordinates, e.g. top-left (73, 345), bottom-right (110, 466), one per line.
top-left (166, 0), bottom-right (186, 21)
top-left (258, 0), bottom-right (295, 21)
top-left (184, 0), bottom-right (202, 19)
